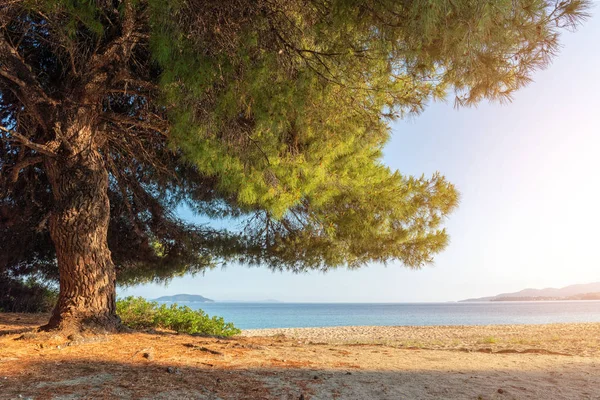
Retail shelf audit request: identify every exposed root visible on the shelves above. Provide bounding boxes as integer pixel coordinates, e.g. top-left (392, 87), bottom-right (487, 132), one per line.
top-left (39, 313), bottom-right (125, 336)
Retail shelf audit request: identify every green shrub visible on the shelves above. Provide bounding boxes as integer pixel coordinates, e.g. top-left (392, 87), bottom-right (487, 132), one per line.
top-left (0, 275), bottom-right (57, 313)
top-left (116, 296), bottom-right (241, 337)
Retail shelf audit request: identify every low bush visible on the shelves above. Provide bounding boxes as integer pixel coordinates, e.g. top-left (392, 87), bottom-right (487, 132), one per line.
top-left (0, 275), bottom-right (57, 313)
top-left (116, 296), bottom-right (241, 337)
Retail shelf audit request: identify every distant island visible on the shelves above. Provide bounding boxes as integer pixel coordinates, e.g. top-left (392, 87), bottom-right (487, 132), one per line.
top-left (154, 294), bottom-right (214, 303)
top-left (461, 282), bottom-right (600, 302)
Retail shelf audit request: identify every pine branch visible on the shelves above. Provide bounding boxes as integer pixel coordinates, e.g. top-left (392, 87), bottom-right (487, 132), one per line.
top-left (88, 0), bottom-right (140, 73)
top-left (101, 113), bottom-right (168, 135)
top-left (9, 155), bottom-right (43, 183)
top-left (1, 127), bottom-right (57, 157)
top-left (0, 34), bottom-right (57, 107)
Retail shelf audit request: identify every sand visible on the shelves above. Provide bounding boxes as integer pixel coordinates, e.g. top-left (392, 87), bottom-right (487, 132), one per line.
top-left (1, 313), bottom-right (599, 399)
top-left (241, 323), bottom-right (600, 356)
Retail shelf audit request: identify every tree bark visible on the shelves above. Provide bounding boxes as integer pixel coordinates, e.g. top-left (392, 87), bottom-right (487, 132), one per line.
top-left (42, 119), bottom-right (120, 332)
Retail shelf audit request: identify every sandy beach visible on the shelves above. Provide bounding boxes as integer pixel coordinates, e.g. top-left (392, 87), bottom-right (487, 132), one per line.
top-left (1, 313), bottom-right (599, 399)
top-left (242, 323), bottom-right (600, 356)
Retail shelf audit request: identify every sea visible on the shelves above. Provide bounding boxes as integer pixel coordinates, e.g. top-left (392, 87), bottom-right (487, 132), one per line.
top-left (156, 300), bottom-right (600, 330)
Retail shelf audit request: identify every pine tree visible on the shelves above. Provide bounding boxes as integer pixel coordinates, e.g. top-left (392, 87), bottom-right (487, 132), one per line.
top-left (0, 0), bottom-right (589, 331)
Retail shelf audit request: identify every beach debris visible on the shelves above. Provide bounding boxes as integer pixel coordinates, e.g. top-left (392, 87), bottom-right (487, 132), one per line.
top-left (130, 347), bottom-right (154, 361)
top-left (184, 343), bottom-right (223, 355)
top-left (229, 342), bottom-right (265, 350)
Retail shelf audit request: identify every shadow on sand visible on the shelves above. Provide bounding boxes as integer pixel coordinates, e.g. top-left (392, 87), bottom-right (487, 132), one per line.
top-left (0, 313), bottom-right (47, 335)
top-left (2, 356), bottom-right (599, 399)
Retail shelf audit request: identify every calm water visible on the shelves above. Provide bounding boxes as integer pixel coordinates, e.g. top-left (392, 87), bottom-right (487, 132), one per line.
top-left (156, 301), bottom-right (600, 330)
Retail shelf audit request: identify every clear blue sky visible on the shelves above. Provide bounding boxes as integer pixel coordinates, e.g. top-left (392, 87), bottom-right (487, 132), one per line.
top-left (120, 7), bottom-right (600, 303)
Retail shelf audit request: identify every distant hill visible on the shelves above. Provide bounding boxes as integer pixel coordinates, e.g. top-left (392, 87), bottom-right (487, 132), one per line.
top-left (460, 282), bottom-right (600, 302)
top-left (154, 294), bottom-right (214, 303)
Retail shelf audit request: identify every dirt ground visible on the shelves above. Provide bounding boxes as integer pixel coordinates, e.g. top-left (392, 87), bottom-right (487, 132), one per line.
top-left (1, 313), bottom-right (599, 400)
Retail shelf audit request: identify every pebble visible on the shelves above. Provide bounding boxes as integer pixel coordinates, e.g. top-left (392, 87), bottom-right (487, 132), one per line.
top-left (498, 388), bottom-right (505, 394)
top-left (166, 367), bottom-right (181, 374)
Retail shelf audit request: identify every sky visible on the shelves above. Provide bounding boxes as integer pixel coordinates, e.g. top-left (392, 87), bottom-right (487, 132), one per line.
top-left (120, 8), bottom-right (600, 303)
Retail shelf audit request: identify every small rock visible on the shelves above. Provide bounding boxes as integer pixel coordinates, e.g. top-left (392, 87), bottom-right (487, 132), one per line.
top-left (299, 394), bottom-right (305, 400)
top-left (498, 388), bottom-right (505, 394)
top-left (313, 375), bottom-right (319, 380)
top-left (216, 378), bottom-right (222, 384)
top-left (143, 352), bottom-right (154, 361)
top-left (166, 367), bottom-right (181, 374)
top-left (345, 372), bottom-right (352, 375)
top-left (56, 345), bottom-right (61, 350)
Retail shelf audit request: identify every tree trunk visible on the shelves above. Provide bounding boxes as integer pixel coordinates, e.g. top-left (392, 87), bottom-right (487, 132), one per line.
top-left (42, 120), bottom-right (120, 332)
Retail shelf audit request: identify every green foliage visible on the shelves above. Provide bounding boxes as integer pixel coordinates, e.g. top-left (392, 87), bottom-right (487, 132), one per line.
top-left (1, 0), bottom-right (590, 285)
top-left (146, 0), bottom-right (589, 220)
top-left (31, 0), bottom-right (104, 36)
top-left (116, 296), bottom-right (241, 337)
top-left (0, 275), bottom-right (58, 313)
top-left (140, 0), bottom-right (588, 270)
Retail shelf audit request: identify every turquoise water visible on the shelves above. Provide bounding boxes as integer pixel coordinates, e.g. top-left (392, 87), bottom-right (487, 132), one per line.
top-left (156, 301), bottom-right (600, 330)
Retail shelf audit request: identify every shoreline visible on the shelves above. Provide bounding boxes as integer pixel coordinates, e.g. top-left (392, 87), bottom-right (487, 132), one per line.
top-left (241, 320), bottom-right (600, 331)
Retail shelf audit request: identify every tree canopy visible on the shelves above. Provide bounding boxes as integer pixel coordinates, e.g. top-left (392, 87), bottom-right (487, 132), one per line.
top-left (0, 0), bottom-right (589, 295)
